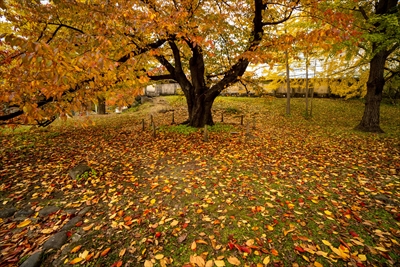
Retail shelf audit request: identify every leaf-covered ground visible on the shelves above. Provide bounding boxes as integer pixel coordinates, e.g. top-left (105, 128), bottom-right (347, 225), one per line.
top-left (1, 96), bottom-right (400, 267)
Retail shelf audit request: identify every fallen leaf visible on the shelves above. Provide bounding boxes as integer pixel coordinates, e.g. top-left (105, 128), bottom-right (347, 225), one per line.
top-left (100, 247), bottom-right (111, 257)
top-left (263, 256), bottom-right (270, 264)
top-left (314, 261), bottom-right (323, 267)
top-left (17, 219), bottom-right (31, 228)
top-left (144, 260), bottom-right (153, 267)
top-left (214, 260), bottom-right (225, 267)
top-left (227, 256), bottom-right (241, 266)
top-left (69, 257), bottom-right (83, 265)
top-left (119, 248), bottom-right (126, 258)
top-left (155, 254), bottom-right (164, 260)
top-left (70, 245), bottom-right (82, 253)
top-left (82, 223), bottom-right (94, 231)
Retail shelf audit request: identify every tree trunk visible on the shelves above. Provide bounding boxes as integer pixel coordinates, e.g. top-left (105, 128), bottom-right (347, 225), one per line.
top-left (355, 50), bottom-right (386, 133)
top-left (97, 96), bottom-right (106, 114)
top-left (186, 92), bottom-right (217, 127)
top-left (285, 50), bottom-right (291, 115)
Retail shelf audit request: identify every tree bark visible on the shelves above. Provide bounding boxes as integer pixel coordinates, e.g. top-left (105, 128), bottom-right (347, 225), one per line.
top-left (355, 49), bottom-right (386, 133)
top-left (97, 96), bottom-right (106, 114)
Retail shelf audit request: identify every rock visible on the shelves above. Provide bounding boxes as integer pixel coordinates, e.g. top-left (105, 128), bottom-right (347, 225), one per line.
top-left (14, 208), bottom-right (34, 218)
top-left (71, 233), bottom-right (82, 243)
top-left (20, 250), bottom-right (43, 267)
top-left (39, 206), bottom-right (60, 217)
top-left (0, 207), bottom-right (16, 218)
top-left (374, 194), bottom-right (391, 203)
top-left (68, 163), bottom-right (91, 180)
top-left (77, 206), bottom-right (91, 216)
top-left (43, 231), bottom-right (68, 250)
top-left (64, 209), bottom-right (77, 215)
top-left (61, 216), bottom-right (82, 231)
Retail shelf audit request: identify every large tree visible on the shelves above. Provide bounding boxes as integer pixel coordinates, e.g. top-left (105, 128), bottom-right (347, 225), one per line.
top-left (354, 0), bottom-right (399, 133)
top-left (0, 0), bottom-right (304, 127)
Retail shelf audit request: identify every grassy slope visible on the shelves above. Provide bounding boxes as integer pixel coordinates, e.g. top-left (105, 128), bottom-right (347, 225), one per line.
top-left (0, 96), bottom-right (399, 267)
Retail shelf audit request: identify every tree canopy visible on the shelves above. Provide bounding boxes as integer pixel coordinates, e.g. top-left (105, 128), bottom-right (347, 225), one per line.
top-left (0, 0), bottom-right (397, 129)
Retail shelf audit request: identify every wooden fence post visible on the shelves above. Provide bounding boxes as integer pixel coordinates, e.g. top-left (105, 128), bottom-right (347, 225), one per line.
top-left (152, 122), bottom-right (156, 138)
top-left (240, 115), bottom-right (244, 125)
top-left (204, 125), bottom-right (209, 142)
top-left (142, 119), bottom-right (145, 131)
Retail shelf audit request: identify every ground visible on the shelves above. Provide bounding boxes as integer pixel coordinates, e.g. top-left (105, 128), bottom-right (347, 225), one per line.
top-left (0, 96), bottom-right (399, 267)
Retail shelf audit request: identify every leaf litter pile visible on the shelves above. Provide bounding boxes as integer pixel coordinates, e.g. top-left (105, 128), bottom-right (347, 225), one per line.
top-left (1, 97), bottom-right (400, 267)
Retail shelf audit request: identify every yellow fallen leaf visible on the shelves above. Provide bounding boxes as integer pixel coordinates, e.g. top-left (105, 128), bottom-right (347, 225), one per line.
top-left (302, 255), bottom-right (310, 262)
top-left (155, 254), bottom-right (164, 260)
top-left (314, 261), bottom-right (323, 267)
top-left (69, 257), bottom-right (83, 264)
top-left (331, 247), bottom-right (349, 259)
top-left (79, 250), bottom-right (89, 259)
top-left (322, 240), bottom-right (332, 247)
top-left (205, 260), bottom-right (213, 267)
top-left (170, 220), bottom-right (179, 227)
top-left (192, 255), bottom-right (205, 267)
top-left (191, 241), bottom-right (197, 250)
top-left (324, 210), bottom-right (332, 216)
top-left (119, 248), bottom-right (126, 258)
top-left (17, 219), bottom-right (31, 228)
top-left (82, 223), bottom-right (94, 231)
top-left (150, 199), bottom-right (156, 205)
top-left (374, 246), bottom-right (388, 252)
top-left (267, 225), bottom-right (274, 231)
top-left (227, 256), bottom-right (241, 266)
top-left (358, 254), bottom-right (367, 261)
top-left (263, 256), bottom-right (270, 265)
top-left (70, 245), bottom-right (82, 253)
top-left (144, 260), bottom-right (153, 267)
top-left (41, 228), bottom-right (54, 234)
top-left (214, 260), bottom-right (225, 267)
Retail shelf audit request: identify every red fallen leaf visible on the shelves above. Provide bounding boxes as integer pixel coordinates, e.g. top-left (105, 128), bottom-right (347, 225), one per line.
top-left (228, 242), bottom-right (235, 250)
top-left (124, 216), bottom-right (132, 221)
top-left (75, 221), bottom-right (83, 227)
top-left (182, 222), bottom-right (189, 228)
top-left (356, 263), bottom-right (366, 267)
top-left (394, 213), bottom-right (400, 221)
top-left (353, 215), bottom-right (362, 222)
top-left (155, 232), bottom-right (162, 238)
top-left (240, 246), bottom-right (252, 253)
top-left (67, 231), bottom-right (73, 237)
top-left (349, 230), bottom-right (359, 237)
top-left (110, 261), bottom-right (123, 267)
top-left (295, 246), bottom-right (305, 253)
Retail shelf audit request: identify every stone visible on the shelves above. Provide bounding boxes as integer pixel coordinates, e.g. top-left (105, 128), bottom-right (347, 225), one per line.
top-left (20, 250), bottom-right (43, 267)
top-left (0, 207), bottom-right (16, 218)
top-left (61, 216), bottom-right (82, 231)
top-left (43, 231), bottom-right (68, 250)
top-left (68, 163), bottom-right (91, 180)
top-left (14, 208), bottom-right (34, 218)
top-left (77, 206), bottom-right (91, 216)
top-left (39, 206), bottom-right (60, 217)
top-left (71, 233), bottom-right (82, 243)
